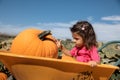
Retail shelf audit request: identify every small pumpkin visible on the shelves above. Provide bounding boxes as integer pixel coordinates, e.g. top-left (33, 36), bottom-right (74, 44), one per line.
top-left (0, 72), bottom-right (7, 80)
top-left (10, 28), bottom-right (58, 58)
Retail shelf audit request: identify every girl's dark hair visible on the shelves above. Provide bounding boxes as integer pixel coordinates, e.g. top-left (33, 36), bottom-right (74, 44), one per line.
top-left (70, 21), bottom-right (98, 50)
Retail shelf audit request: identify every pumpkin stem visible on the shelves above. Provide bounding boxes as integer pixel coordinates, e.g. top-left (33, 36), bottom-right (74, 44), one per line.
top-left (38, 30), bottom-right (51, 40)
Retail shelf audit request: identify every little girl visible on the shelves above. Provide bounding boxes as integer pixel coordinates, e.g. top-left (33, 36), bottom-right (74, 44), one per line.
top-left (56, 21), bottom-right (100, 67)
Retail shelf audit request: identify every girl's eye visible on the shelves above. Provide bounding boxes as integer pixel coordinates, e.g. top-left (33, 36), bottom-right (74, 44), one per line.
top-left (74, 38), bottom-right (79, 40)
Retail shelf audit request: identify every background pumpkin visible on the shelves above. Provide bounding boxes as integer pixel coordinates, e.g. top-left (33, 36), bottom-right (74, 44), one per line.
top-left (10, 28), bottom-right (58, 58)
top-left (0, 72), bottom-right (7, 80)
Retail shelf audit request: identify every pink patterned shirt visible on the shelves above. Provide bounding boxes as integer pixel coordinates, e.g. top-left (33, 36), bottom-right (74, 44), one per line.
top-left (70, 46), bottom-right (100, 62)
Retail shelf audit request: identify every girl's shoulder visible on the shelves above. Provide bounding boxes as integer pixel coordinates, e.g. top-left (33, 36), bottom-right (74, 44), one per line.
top-left (84, 46), bottom-right (98, 51)
top-left (89, 46), bottom-right (98, 53)
top-left (91, 46), bottom-right (98, 49)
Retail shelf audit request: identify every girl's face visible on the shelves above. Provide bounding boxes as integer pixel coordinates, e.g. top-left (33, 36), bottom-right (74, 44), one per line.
top-left (72, 32), bottom-right (84, 48)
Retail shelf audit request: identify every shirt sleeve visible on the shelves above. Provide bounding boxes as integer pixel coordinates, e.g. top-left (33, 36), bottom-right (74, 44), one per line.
top-left (70, 47), bottom-right (77, 56)
top-left (90, 46), bottom-right (100, 62)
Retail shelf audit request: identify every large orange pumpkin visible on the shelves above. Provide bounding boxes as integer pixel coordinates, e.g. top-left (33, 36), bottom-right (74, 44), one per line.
top-left (10, 28), bottom-right (58, 58)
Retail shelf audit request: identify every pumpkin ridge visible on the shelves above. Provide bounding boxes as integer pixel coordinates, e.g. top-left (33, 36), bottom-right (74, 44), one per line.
top-left (30, 38), bottom-right (41, 56)
top-left (44, 42), bottom-right (50, 57)
top-left (24, 37), bottom-right (36, 56)
top-left (43, 40), bottom-right (57, 58)
top-left (50, 42), bottom-right (55, 57)
top-left (52, 39), bottom-right (58, 57)
top-left (40, 42), bottom-right (44, 57)
top-left (35, 41), bottom-right (43, 56)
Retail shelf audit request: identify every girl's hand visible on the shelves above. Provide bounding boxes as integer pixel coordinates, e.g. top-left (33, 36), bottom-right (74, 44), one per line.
top-left (55, 39), bottom-right (63, 49)
top-left (88, 61), bottom-right (97, 67)
top-left (55, 39), bottom-right (71, 56)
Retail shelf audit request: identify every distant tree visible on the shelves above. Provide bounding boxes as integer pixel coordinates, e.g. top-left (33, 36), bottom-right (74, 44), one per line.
top-left (66, 38), bottom-right (72, 42)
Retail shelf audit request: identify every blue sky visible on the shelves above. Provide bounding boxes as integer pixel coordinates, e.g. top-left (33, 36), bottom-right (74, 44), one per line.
top-left (0, 0), bottom-right (120, 42)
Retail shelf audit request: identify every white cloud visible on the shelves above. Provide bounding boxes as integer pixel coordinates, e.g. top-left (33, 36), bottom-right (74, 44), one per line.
top-left (0, 24), bottom-right (29, 35)
top-left (37, 22), bottom-right (69, 28)
top-left (0, 20), bottom-right (120, 42)
top-left (101, 15), bottom-right (120, 21)
top-left (87, 16), bottom-right (94, 21)
top-left (51, 28), bottom-right (72, 39)
top-left (93, 22), bottom-right (120, 41)
top-left (37, 21), bottom-right (76, 29)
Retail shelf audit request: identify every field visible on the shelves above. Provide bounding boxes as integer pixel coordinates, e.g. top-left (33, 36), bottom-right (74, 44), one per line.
top-left (0, 34), bottom-right (120, 80)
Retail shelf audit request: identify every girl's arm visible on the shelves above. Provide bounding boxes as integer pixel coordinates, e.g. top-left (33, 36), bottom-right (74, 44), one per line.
top-left (60, 45), bottom-right (71, 56)
top-left (56, 40), bottom-right (71, 56)
top-left (88, 46), bottom-right (101, 67)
